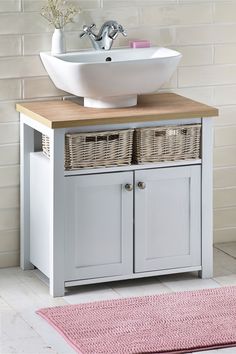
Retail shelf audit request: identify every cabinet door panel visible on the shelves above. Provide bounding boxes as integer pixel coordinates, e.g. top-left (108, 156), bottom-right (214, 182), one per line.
top-left (135, 166), bottom-right (201, 272)
top-left (65, 172), bottom-right (133, 281)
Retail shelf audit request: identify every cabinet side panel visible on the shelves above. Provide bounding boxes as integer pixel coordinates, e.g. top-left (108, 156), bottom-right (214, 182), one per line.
top-left (30, 152), bottom-right (50, 277)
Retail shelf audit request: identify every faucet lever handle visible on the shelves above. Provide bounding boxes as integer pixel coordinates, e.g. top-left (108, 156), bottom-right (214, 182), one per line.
top-left (118, 24), bottom-right (127, 37)
top-left (88, 23), bottom-right (96, 30)
top-left (80, 23), bottom-right (96, 38)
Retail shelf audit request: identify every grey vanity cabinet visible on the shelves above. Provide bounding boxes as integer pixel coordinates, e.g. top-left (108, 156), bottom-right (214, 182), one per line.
top-left (134, 165), bottom-right (201, 273)
top-left (64, 172), bottom-right (134, 281)
top-left (64, 165), bottom-right (201, 282)
top-left (19, 94), bottom-right (217, 296)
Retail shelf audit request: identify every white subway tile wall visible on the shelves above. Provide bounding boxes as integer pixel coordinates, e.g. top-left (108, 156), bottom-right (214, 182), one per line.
top-left (0, 0), bottom-right (235, 267)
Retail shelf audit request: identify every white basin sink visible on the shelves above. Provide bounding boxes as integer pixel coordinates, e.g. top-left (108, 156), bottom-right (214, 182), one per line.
top-left (40, 47), bottom-right (182, 109)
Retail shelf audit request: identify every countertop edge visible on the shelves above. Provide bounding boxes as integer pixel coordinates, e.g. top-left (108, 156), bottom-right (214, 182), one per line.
top-left (51, 110), bottom-right (219, 128)
top-left (16, 104), bottom-right (53, 128)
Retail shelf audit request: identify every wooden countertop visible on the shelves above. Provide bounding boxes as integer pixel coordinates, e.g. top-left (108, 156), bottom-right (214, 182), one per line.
top-left (16, 93), bottom-right (218, 129)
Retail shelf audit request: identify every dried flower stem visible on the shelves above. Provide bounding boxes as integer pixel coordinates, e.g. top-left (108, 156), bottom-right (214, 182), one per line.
top-left (41, 0), bottom-right (79, 29)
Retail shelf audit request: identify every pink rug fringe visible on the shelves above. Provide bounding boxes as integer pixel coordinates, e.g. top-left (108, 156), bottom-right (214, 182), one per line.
top-left (36, 286), bottom-right (236, 353)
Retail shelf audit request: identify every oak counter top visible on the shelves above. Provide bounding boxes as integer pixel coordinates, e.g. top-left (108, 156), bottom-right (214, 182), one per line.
top-left (16, 93), bottom-right (218, 129)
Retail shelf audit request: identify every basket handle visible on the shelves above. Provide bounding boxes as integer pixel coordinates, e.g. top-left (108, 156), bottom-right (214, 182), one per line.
top-left (85, 134), bottom-right (120, 143)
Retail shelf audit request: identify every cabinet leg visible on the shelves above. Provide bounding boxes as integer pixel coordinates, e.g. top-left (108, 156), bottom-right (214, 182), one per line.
top-left (20, 120), bottom-right (35, 271)
top-left (49, 129), bottom-right (66, 298)
top-left (201, 118), bottom-right (214, 282)
top-left (23, 262), bottom-right (34, 271)
top-left (198, 267), bottom-right (213, 279)
top-left (49, 278), bottom-right (65, 297)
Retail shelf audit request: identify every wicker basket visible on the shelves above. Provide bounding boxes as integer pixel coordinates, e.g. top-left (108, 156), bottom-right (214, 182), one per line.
top-left (42, 129), bottom-right (134, 170)
top-left (42, 134), bottom-right (50, 158)
top-left (134, 124), bottom-right (201, 164)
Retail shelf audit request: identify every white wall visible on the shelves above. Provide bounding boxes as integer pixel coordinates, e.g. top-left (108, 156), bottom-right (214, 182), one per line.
top-left (0, 0), bottom-right (235, 267)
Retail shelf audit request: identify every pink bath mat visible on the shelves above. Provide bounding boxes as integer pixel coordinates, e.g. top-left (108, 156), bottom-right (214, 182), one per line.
top-left (36, 286), bottom-right (236, 353)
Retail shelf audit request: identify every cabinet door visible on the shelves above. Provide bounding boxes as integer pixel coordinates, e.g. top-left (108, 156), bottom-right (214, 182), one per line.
top-left (65, 172), bottom-right (133, 281)
top-left (134, 166), bottom-right (201, 273)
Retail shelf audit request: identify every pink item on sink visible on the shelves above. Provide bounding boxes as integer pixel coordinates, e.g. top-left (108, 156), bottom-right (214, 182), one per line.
top-left (129, 40), bottom-right (151, 48)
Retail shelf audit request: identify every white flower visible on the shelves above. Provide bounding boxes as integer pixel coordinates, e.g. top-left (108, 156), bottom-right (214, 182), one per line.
top-left (41, 0), bottom-right (80, 29)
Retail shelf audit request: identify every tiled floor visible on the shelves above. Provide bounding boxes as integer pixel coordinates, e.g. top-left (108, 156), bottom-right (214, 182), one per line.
top-left (1, 247), bottom-right (236, 354)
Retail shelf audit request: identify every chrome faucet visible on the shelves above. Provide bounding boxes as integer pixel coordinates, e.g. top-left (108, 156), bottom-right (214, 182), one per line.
top-left (80, 20), bottom-right (127, 50)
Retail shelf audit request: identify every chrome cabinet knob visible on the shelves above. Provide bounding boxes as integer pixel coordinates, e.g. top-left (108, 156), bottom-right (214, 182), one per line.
top-left (137, 181), bottom-right (146, 190)
top-left (125, 183), bottom-right (133, 192)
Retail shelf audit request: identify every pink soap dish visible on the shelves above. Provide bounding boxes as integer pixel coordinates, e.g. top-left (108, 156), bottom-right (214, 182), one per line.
top-left (129, 40), bottom-right (151, 48)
